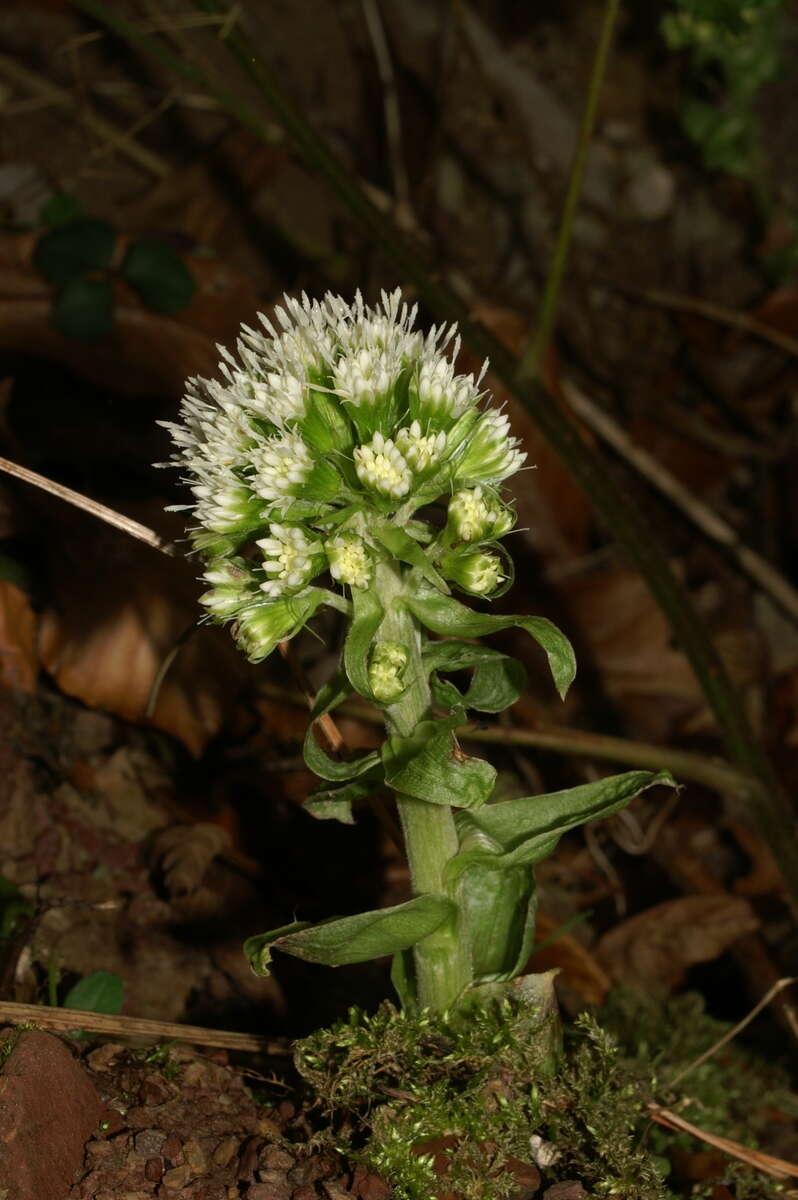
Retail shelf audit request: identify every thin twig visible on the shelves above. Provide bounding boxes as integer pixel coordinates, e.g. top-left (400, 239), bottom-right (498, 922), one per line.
top-left (613, 281), bottom-right (798, 362)
top-left (0, 456), bottom-right (178, 556)
top-left (0, 1001), bottom-right (289, 1054)
top-left (360, 0), bottom-right (413, 227)
top-left (561, 378), bottom-right (798, 628)
top-left (518, 0), bottom-right (621, 378)
top-left (667, 976), bottom-right (796, 1091)
top-left (646, 1104), bottom-right (798, 1181)
top-left (0, 53), bottom-right (171, 179)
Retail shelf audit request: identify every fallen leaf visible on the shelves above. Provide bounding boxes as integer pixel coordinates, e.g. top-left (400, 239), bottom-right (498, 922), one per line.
top-left (0, 581), bottom-right (37, 692)
top-left (527, 912), bottom-right (611, 1008)
top-left (36, 505), bottom-right (248, 756)
top-left (596, 895), bottom-right (759, 991)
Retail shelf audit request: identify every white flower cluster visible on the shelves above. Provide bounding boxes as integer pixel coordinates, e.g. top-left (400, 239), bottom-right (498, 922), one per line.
top-left (162, 290), bottom-right (526, 660)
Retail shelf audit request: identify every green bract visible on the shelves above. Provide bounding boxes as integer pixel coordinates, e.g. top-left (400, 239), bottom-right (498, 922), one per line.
top-left (165, 290), bottom-right (676, 1016)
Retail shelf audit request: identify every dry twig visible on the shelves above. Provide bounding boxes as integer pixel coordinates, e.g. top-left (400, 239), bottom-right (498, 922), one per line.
top-left (0, 1001), bottom-right (288, 1055)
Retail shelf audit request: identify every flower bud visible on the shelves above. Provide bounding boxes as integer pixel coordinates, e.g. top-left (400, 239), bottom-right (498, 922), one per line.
top-left (233, 594), bottom-right (316, 662)
top-left (353, 432), bottom-right (412, 499)
top-left (394, 421), bottom-right (447, 476)
top-left (256, 524), bottom-right (324, 597)
top-left (452, 411), bottom-right (526, 485)
top-left (447, 487), bottom-right (514, 543)
top-left (368, 641), bottom-right (409, 701)
top-left (326, 533), bottom-right (373, 590)
top-left (200, 559), bottom-right (256, 618)
top-left (440, 549), bottom-right (505, 597)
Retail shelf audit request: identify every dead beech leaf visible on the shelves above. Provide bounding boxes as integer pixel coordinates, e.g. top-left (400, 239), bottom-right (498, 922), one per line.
top-left (37, 508), bottom-right (248, 756)
top-left (528, 912), bottom-right (611, 1008)
top-left (595, 895), bottom-right (759, 991)
top-left (565, 560), bottom-right (703, 711)
top-left (151, 822), bottom-right (232, 898)
top-left (0, 581), bottom-right (37, 692)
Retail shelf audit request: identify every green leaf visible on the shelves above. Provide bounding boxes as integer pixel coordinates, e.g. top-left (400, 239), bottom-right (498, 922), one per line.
top-left (450, 770), bottom-right (677, 875)
top-left (121, 238), bottom-right (196, 313)
top-left (34, 218), bottom-right (115, 285)
top-left (0, 874), bottom-right (33, 939)
top-left (52, 278), bottom-right (114, 341)
top-left (370, 521), bottom-right (450, 593)
top-left (0, 552), bottom-right (31, 591)
top-left (304, 770), bottom-right (382, 824)
top-left (422, 640), bottom-right (526, 713)
top-left (39, 192), bottom-right (84, 228)
top-left (459, 856), bottom-right (537, 983)
top-left (63, 969), bottom-right (124, 1015)
top-left (300, 389), bottom-right (354, 456)
top-left (245, 894), bottom-right (456, 975)
top-left (303, 674), bottom-right (381, 782)
top-left (406, 576), bottom-right (576, 700)
top-left (343, 578), bottom-right (384, 701)
top-left (383, 713), bottom-right (496, 809)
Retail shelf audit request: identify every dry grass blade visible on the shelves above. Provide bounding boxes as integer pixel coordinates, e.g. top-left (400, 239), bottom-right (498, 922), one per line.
top-left (647, 1105), bottom-right (798, 1181)
top-left (0, 455), bottom-right (177, 557)
top-left (562, 379), bottom-right (798, 628)
top-left (0, 1001), bottom-right (289, 1055)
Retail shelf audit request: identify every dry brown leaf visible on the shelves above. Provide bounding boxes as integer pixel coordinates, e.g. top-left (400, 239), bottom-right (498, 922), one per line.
top-left (37, 509), bottom-right (248, 756)
top-left (528, 912), bottom-right (611, 1009)
top-left (595, 895), bottom-right (759, 991)
top-left (0, 581), bottom-right (37, 693)
top-left (151, 822), bottom-right (232, 898)
top-left (565, 560), bottom-right (703, 714)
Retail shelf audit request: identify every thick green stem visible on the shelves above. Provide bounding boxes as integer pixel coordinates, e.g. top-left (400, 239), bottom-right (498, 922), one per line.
top-left (377, 561), bottom-right (471, 1011)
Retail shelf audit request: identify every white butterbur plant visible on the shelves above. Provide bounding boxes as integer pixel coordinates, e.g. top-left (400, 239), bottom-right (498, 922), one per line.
top-left (163, 290), bottom-right (675, 1017)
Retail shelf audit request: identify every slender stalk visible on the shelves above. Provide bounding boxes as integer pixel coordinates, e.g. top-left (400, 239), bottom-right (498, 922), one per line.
top-left (69, 0), bottom-right (798, 909)
top-left (518, 0), bottom-right (621, 379)
top-left (377, 561), bottom-right (471, 1011)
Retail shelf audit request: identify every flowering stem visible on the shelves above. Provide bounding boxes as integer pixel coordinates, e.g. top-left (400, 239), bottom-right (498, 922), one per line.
top-left (378, 561), bottom-right (471, 1012)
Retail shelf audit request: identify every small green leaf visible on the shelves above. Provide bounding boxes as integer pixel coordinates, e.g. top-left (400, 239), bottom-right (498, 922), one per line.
top-left (52, 277), bottom-right (114, 341)
top-left (344, 578), bottom-right (384, 701)
top-left (39, 192), bottom-right (84, 228)
top-left (0, 552), bottom-right (31, 591)
top-left (244, 895), bottom-right (456, 975)
top-left (383, 714), bottom-right (496, 809)
top-left (406, 576), bottom-right (576, 700)
top-left (370, 521), bottom-right (450, 593)
top-left (300, 389), bottom-right (354, 456)
top-left (303, 674), bottom-right (381, 782)
top-left (0, 874), bottom-right (33, 939)
top-left (63, 969), bottom-right (124, 1015)
top-left (33, 218), bottom-right (115, 285)
top-left (304, 771), bottom-right (382, 824)
top-left (121, 238), bottom-right (196, 314)
top-left (423, 640), bottom-right (526, 713)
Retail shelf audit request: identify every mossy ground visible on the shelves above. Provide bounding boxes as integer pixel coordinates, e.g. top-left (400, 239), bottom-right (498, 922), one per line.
top-left (293, 987), bottom-right (796, 1200)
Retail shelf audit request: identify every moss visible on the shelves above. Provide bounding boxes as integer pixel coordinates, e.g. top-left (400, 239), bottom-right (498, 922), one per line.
top-left (294, 988), bottom-right (796, 1200)
top-left (295, 988), bottom-right (668, 1200)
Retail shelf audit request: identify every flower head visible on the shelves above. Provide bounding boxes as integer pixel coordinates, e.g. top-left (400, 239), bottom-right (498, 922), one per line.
top-left (369, 641), bottom-right (409, 701)
top-left (441, 549), bottom-right (505, 597)
top-left (162, 289), bottom-right (527, 660)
